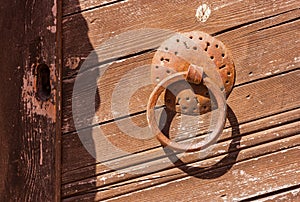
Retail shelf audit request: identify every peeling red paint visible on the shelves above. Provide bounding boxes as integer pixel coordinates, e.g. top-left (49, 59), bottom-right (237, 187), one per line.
top-left (21, 63), bottom-right (57, 122)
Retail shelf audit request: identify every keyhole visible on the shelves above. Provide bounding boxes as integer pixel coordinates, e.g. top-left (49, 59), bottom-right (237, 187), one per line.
top-left (36, 64), bottom-right (51, 101)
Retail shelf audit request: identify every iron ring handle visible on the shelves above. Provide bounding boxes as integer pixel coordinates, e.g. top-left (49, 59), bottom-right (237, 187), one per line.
top-left (146, 70), bottom-right (227, 152)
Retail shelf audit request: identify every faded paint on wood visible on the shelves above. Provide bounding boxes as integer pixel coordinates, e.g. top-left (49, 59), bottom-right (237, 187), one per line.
top-left (62, 0), bottom-right (299, 79)
top-left (0, 0), bottom-right (62, 200)
top-left (256, 187), bottom-right (300, 202)
top-left (61, 0), bottom-right (300, 201)
top-left (95, 146), bottom-right (300, 202)
top-left (62, 107), bottom-right (300, 184)
top-left (61, 70), bottom-right (300, 175)
top-left (62, 8), bottom-right (300, 133)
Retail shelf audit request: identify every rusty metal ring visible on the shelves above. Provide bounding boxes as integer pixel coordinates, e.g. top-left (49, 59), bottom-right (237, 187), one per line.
top-left (147, 71), bottom-right (226, 152)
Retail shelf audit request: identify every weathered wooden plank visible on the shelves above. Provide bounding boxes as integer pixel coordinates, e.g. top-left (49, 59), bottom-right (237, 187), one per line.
top-left (62, 135), bottom-right (300, 201)
top-left (62, 119), bottom-right (300, 197)
top-left (62, 18), bottom-right (300, 133)
top-left (62, 0), bottom-right (299, 79)
top-left (61, 1), bottom-right (300, 201)
top-left (256, 187), bottom-right (300, 202)
top-left (62, 113), bottom-right (300, 196)
top-left (61, 106), bottom-right (300, 184)
top-left (102, 145), bottom-right (300, 202)
top-left (61, 69), bottom-right (300, 177)
top-left (0, 0), bottom-right (62, 201)
top-left (63, 0), bottom-right (126, 16)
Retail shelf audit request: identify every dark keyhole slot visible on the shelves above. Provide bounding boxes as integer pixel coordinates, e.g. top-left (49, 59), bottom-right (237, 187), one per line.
top-left (37, 64), bottom-right (51, 101)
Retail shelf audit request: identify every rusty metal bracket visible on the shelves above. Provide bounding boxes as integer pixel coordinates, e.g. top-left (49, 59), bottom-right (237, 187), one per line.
top-left (147, 31), bottom-right (236, 152)
top-left (151, 31), bottom-right (235, 115)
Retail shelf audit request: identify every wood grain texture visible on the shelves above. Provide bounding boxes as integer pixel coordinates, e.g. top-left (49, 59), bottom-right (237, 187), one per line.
top-left (256, 187), bottom-right (300, 202)
top-left (63, 0), bottom-right (126, 16)
top-left (63, 138), bottom-right (300, 201)
top-left (61, 0), bottom-right (300, 201)
top-left (62, 17), bottom-right (300, 133)
top-left (62, 0), bottom-right (299, 79)
top-left (62, 106), bottom-right (300, 183)
top-left (61, 70), bottom-right (300, 198)
top-left (0, 0), bottom-right (62, 201)
top-left (62, 122), bottom-right (300, 198)
top-left (97, 146), bottom-right (300, 202)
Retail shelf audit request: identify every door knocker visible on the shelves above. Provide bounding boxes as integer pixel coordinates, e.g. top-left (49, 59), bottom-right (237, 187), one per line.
top-left (147, 31), bottom-right (236, 152)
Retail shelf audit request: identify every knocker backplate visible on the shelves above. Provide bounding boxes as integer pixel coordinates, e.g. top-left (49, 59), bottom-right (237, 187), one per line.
top-left (151, 31), bottom-right (236, 115)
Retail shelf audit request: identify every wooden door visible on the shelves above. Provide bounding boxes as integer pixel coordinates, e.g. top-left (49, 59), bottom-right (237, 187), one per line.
top-left (0, 0), bottom-right (62, 201)
top-left (1, 0), bottom-right (300, 201)
top-left (61, 1), bottom-right (300, 201)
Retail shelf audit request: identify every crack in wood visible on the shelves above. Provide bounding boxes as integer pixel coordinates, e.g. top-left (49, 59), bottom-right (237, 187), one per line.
top-left (211, 8), bottom-right (299, 36)
top-left (61, 107), bottom-right (300, 185)
top-left (63, 0), bottom-right (127, 18)
top-left (254, 16), bottom-right (300, 33)
top-left (62, 144), bottom-right (300, 200)
top-left (240, 184), bottom-right (300, 201)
